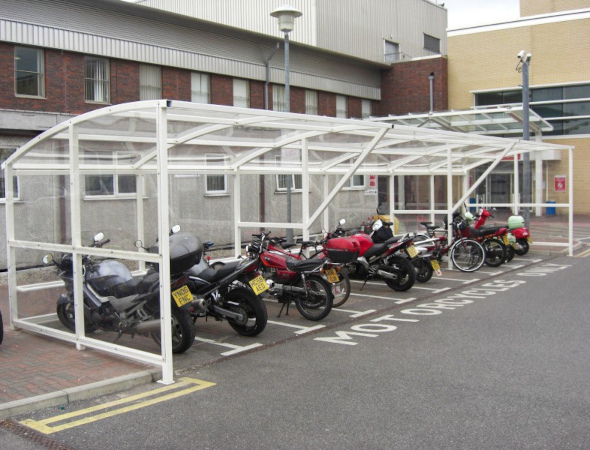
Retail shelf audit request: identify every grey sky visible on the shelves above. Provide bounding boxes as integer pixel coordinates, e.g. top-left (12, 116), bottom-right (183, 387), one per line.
top-left (441, 0), bottom-right (521, 29)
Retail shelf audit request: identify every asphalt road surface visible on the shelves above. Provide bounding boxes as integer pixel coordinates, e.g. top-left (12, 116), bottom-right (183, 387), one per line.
top-left (5, 253), bottom-right (590, 449)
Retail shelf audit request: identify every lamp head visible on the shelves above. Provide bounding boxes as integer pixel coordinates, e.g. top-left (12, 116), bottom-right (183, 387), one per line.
top-left (270, 5), bottom-right (303, 33)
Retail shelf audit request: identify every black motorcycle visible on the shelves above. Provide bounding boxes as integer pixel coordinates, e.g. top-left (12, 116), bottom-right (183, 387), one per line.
top-left (185, 249), bottom-right (268, 337)
top-left (43, 231), bottom-right (201, 354)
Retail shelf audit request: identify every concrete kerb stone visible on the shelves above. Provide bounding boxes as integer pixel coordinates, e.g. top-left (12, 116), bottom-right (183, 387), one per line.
top-left (0, 370), bottom-right (159, 420)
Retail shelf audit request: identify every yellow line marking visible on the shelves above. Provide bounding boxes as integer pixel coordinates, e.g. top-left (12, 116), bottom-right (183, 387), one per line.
top-left (574, 247), bottom-right (590, 258)
top-left (19, 377), bottom-right (215, 434)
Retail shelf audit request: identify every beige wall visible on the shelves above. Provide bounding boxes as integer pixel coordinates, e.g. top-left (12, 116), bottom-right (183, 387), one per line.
top-left (448, 14), bottom-right (590, 214)
top-left (521, 0), bottom-right (590, 17)
top-left (448, 18), bottom-right (590, 110)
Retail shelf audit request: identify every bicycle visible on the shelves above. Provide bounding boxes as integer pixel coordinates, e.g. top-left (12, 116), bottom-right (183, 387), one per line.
top-left (413, 215), bottom-right (486, 272)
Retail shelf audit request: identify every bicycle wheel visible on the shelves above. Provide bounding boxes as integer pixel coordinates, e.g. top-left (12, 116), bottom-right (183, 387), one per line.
top-left (483, 238), bottom-right (506, 267)
top-left (450, 238), bottom-right (485, 272)
top-left (332, 269), bottom-right (351, 308)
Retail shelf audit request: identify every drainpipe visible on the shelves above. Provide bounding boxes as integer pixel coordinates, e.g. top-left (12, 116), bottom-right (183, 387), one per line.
top-left (429, 72), bottom-right (435, 112)
top-left (265, 42), bottom-right (280, 110)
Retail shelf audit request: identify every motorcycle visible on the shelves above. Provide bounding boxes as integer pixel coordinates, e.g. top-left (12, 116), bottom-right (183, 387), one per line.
top-left (185, 247), bottom-right (268, 337)
top-left (473, 207), bottom-right (532, 256)
top-left (43, 231), bottom-right (200, 354)
top-left (245, 231), bottom-right (334, 321)
top-left (326, 219), bottom-right (418, 291)
top-left (457, 211), bottom-right (509, 267)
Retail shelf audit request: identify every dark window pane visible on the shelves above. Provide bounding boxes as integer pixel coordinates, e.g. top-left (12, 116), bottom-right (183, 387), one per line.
top-left (532, 104), bottom-right (563, 118)
top-left (563, 85), bottom-right (590, 100)
top-left (85, 176), bottom-right (114, 195)
top-left (562, 119), bottom-right (590, 135)
top-left (563, 101), bottom-right (590, 117)
top-left (118, 175), bottom-right (136, 194)
top-left (476, 92), bottom-right (503, 106)
top-left (531, 87), bottom-right (562, 102)
top-left (503, 90), bottom-right (522, 104)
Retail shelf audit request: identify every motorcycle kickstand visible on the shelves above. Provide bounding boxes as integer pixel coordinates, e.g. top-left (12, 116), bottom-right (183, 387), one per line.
top-left (277, 301), bottom-right (291, 318)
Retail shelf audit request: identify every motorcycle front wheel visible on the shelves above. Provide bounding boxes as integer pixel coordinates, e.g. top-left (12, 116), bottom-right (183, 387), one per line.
top-left (483, 239), bottom-right (506, 267)
top-left (225, 287), bottom-right (268, 337)
top-left (56, 301), bottom-right (98, 333)
top-left (295, 275), bottom-right (333, 321)
top-left (413, 257), bottom-right (434, 283)
top-left (332, 269), bottom-right (351, 308)
top-left (450, 239), bottom-right (485, 272)
top-left (505, 244), bottom-right (515, 262)
top-left (514, 238), bottom-right (530, 256)
top-left (384, 256), bottom-right (416, 291)
top-left (150, 307), bottom-right (196, 354)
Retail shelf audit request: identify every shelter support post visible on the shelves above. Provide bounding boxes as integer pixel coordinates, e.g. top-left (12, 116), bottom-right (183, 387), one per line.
top-left (430, 175), bottom-right (436, 224)
top-left (535, 156), bottom-right (543, 216)
top-left (514, 156), bottom-right (520, 215)
top-left (156, 102), bottom-right (174, 385)
top-left (389, 175), bottom-right (395, 231)
top-left (301, 139), bottom-right (310, 241)
top-left (569, 147), bottom-right (574, 256)
top-left (446, 147), bottom-right (453, 269)
top-left (234, 172), bottom-right (242, 257)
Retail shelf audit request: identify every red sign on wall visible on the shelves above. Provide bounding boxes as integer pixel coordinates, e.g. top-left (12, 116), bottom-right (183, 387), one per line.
top-left (554, 175), bottom-right (566, 192)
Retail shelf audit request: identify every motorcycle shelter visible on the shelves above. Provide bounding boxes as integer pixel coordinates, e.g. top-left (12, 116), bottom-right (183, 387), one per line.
top-left (2, 100), bottom-right (574, 383)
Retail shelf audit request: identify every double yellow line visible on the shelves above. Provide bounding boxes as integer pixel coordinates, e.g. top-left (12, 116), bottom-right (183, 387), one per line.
top-left (20, 377), bottom-right (215, 434)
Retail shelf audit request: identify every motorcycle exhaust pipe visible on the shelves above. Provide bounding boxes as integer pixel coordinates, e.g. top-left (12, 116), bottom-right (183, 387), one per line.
top-left (135, 319), bottom-right (162, 333)
top-left (376, 269), bottom-right (398, 281)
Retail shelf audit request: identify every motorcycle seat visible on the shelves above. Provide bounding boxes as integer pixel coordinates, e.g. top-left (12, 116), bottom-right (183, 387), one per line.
top-left (384, 236), bottom-right (402, 245)
top-left (478, 226), bottom-right (505, 235)
top-left (111, 272), bottom-right (159, 298)
top-left (285, 258), bottom-right (325, 273)
top-left (362, 243), bottom-right (388, 259)
top-left (188, 260), bottom-right (241, 283)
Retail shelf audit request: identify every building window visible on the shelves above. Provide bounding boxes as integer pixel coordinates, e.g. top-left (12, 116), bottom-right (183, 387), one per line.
top-left (140, 65), bottom-right (162, 100)
top-left (350, 175), bottom-right (365, 188)
top-left (0, 148), bottom-right (19, 200)
top-left (305, 90), bottom-right (318, 115)
top-left (336, 95), bottom-right (347, 118)
top-left (384, 40), bottom-right (400, 63)
top-left (424, 34), bottom-right (441, 54)
top-left (233, 79), bottom-right (250, 108)
top-left (84, 152), bottom-right (136, 197)
top-left (191, 72), bottom-right (210, 103)
top-left (205, 154), bottom-right (227, 194)
top-left (275, 156), bottom-right (302, 191)
top-left (475, 83), bottom-right (590, 136)
top-left (85, 57), bottom-right (110, 103)
top-left (273, 85), bottom-right (286, 112)
top-left (15, 47), bottom-right (45, 97)
top-left (362, 99), bottom-right (372, 119)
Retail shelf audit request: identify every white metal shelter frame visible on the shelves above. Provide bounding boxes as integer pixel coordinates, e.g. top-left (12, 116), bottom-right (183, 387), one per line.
top-left (3, 100), bottom-right (574, 382)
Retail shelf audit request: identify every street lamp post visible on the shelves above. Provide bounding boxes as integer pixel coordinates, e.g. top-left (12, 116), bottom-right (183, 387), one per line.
top-left (517, 50), bottom-right (532, 226)
top-left (271, 5), bottom-right (302, 244)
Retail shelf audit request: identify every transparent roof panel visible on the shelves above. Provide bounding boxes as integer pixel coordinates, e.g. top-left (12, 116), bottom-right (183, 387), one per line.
top-left (4, 100), bottom-right (569, 177)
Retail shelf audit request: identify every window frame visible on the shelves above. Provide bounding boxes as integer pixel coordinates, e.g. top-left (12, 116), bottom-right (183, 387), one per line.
top-left (84, 56), bottom-right (110, 104)
top-left (84, 152), bottom-right (137, 198)
top-left (0, 148), bottom-right (19, 202)
top-left (305, 90), bottom-right (318, 115)
top-left (191, 72), bottom-right (210, 104)
top-left (233, 78), bottom-right (250, 108)
top-left (205, 154), bottom-right (228, 195)
top-left (139, 64), bottom-right (162, 100)
top-left (14, 46), bottom-right (45, 98)
top-left (336, 95), bottom-right (347, 118)
top-left (273, 85), bottom-right (286, 112)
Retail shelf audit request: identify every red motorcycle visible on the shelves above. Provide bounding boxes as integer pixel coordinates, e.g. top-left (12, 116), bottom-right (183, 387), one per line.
top-left (473, 208), bottom-right (532, 256)
top-left (245, 231), bottom-right (335, 321)
top-left (322, 219), bottom-right (418, 292)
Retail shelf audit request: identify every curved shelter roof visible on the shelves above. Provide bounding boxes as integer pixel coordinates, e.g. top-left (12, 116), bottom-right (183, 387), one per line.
top-left (6, 100), bottom-right (569, 177)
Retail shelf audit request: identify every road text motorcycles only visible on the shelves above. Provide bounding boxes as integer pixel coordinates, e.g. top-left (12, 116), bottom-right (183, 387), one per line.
top-left (44, 231), bottom-right (200, 353)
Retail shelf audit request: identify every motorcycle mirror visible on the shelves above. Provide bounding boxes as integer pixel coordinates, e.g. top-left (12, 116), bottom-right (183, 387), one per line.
top-left (322, 229), bottom-right (327, 234)
top-left (134, 240), bottom-right (144, 250)
top-left (94, 232), bottom-right (105, 243)
top-left (170, 225), bottom-right (181, 234)
top-left (42, 254), bottom-right (53, 265)
top-left (339, 219), bottom-right (346, 225)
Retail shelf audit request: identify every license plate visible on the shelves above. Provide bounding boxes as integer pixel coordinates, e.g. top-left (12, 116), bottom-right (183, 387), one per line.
top-left (172, 285), bottom-right (193, 308)
top-left (430, 259), bottom-right (440, 271)
top-left (406, 245), bottom-right (419, 258)
top-left (527, 236), bottom-right (533, 243)
top-left (502, 235), bottom-right (509, 245)
top-left (249, 275), bottom-right (269, 295)
top-left (325, 268), bottom-right (340, 283)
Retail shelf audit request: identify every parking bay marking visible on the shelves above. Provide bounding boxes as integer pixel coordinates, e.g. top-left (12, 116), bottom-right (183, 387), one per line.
top-left (349, 292), bottom-right (416, 304)
top-left (266, 320), bottom-right (325, 334)
top-left (19, 377), bottom-right (215, 435)
top-left (193, 337), bottom-right (263, 355)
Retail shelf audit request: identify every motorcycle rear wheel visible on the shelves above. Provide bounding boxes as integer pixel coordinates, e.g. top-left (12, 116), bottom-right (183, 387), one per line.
top-left (150, 307), bottom-right (196, 354)
top-left (514, 238), bottom-right (530, 256)
top-left (225, 287), bottom-right (268, 337)
top-left (384, 256), bottom-right (416, 291)
top-left (332, 269), bottom-right (351, 308)
top-left (450, 239), bottom-right (485, 272)
top-left (483, 239), bottom-right (506, 267)
top-left (295, 275), bottom-right (333, 321)
top-left (56, 301), bottom-right (98, 333)
top-left (413, 257), bottom-right (434, 283)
